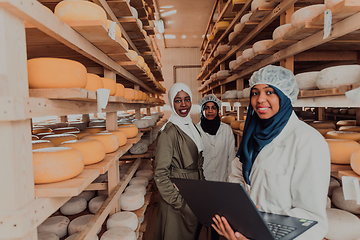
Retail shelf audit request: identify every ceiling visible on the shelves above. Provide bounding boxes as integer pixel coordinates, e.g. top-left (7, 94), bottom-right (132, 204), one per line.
top-left (155, 0), bottom-right (216, 48)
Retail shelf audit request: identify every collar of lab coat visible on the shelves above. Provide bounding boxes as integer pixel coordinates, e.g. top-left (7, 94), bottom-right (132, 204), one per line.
top-left (267, 111), bottom-right (298, 147)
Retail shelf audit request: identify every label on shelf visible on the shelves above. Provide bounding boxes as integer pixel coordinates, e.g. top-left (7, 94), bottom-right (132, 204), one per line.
top-left (323, 9), bottom-right (332, 39)
top-left (108, 21), bottom-right (117, 40)
top-left (342, 176), bottom-right (360, 204)
top-left (345, 87), bottom-right (360, 103)
top-left (97, 88), bottom-right (110, 113)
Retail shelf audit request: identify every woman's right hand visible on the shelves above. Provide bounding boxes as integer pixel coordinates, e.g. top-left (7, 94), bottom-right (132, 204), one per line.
top-left (211, 215), bottom-right (249, 240)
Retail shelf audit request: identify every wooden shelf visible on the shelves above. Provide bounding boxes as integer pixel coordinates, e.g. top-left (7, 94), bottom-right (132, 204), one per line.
top-left (127, 132), bottom-right (144, 144)
top-left (339, 170), bottom-right (360, 182)
top-left (120, 152), bottom-right (153, 160)
top-left (331, 164), bottom-right (352, 172)
top-left (107, 0), bottom-right (133, 17)
top-left (250, 7), bottom-right (274, 21)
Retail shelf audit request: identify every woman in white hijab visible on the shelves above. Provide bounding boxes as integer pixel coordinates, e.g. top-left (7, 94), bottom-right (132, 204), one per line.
top-left (154, 83), bottom-right (205, 240)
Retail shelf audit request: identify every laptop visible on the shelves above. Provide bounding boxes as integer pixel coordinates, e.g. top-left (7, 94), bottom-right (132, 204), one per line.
top-left (171, 178), bottom-right (317, 240)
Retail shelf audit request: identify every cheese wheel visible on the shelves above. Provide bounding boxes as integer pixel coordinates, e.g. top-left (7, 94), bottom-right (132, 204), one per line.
top-left (315, 128), bottom-right (334, 137)
top-left (83, 132), bottom-right (119, 153)
top-left (53, 127), bottom-right (80, 134)
top-left (32, 135), bottom-right (39, 140)
top-left (221, 116), bottom-right (236, 124)
top-left (134, 90), bottom-right (140, 101)
top-left (242, 48), bottom-right (255, 59)
top-left (215, 21), bottom-right (229, 29)
top-left (272, 23), bottom-right (292, 40)
top-left (243, 87), bottom-right (251, 98)
top-left (100, 226), bottom-right (136, 240)
top-left (89, 195), bottom-right (107, 214)
top-left (60, 196), bottom-right (87, 215)
top-left (251, 0), bottom-right (277, 11)
top-left (326, 139), bottom-right (360, 164)
top-left (137, 56), bottom-right (145, 68)
top-left (89, 120), bottom-right (106, 127)
top-left (32, 127), bottom-right (52, 135)
top-left (234, 23), bottom-right (242, 33)
top-left (329, 177), bottom-right (340, 196)
top-left (118, 124), bottom-right (138, 138)
top-left (309, 121), bottom-right (335, 129)
top-left (332, 187), bottom-right (360, 214)
top-left (229, 60), bottom-right (237, 70)
top-left (326, 208), bottom-right (360, 240)
top-left (106, 212), bottom-right (138, 230)
top-left (101, 78), bottom-right (117, 96)
top-left (68, 214), bottom-right (101, 235)
top-left (240, 12), bottom-right (253, 24)
top-left (85, 73), bottom-right (103, 91)
top-left (54, 1), bottom-right (107, 25)
top-left (217, 70), bottom-right (230, 78)
top-left (124, 88), bottom-right (135, 100)
top-left (252, 39), bottom-right (273, 54)
top-left (125, 184), bottom-right (147, 196)
top-left (78, 190), bottom-right (96, 201)
top-left (127, 50), bottom-right (138, 62)
top-left (115, 83), bottom-right (125, 97)
top-left (129, 176), bottom-right (149, 187)
top-left (135, 169), bottom-right (153, 180)
top-left (236, 55), bottom-right (244, 65)
top-left (230, 121), bottom-right (243, 129)
top-left (316, 65), bottom-right (360, 89)
top-left (83, 126), bottom-right (107, 134)
top-left (106, 20), bottom-right (121, 39)
top-left (339, 126), bottom-right (360, 132)
top-left (326, 131), bottom-right (360, 141)
top-left (32, 140), bottom-right (56, 150)
top-left (132, 119), bottom-right (150, 129)
top-left (120, 38), bottom-right (129, 50)
top-left (41, 133), bottom-right (78, 146)
top-left (130, 6), bottom-right (138, 18)
top-left (337, 119), bottom-right (356, 127)
top-left (33, 147), bottom-right (84, 184)
top-left (120, 191), bottom-right (144, 211)
top-left (60, 139), bottom-right (106, 165)
top-left (291, 5), bottom-right (326, 27)
top-left (38, 232), bottom-right (59, 240)
top-left (208, 33), bottom-right (215, 41)
top-left (350, 149), bottom-right (360, 175)
top-left (237, 91), bottom-right (244, 99)
top-left (295, 71), bottom-right (319, 90)
top-left (101, 130), bottom-right (127, 147)
top-left (137, 19), bottom-right (143, 29)
top-left (38, 216), bottom-right (70, 238)
top-left (228, 32), bottom-right (236, 42)
top-left (28, 58), bottom-right (87, 89)
top-left (72, 131), bottom-right (91, 139)
top-left (65, 233), bottom-right (98, 240)
top-left (217, 45), bottom-right (231, 53)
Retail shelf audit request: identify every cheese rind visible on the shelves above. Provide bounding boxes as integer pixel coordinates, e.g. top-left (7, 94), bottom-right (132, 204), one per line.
top-left (124, 88), bottom-right (135, 100)
top-left (120, 191), bottom-right (144, 211)
top-left (252, 40), bottom-right (273, 54)
top-left (86, 73), bottom-right (103, 91)
top-left (83, 132), bottom-right (119, 153)
top-left (101, 78), bottom-right (117, 96)
top-left (326, 131), bottom-right (360, 141)
top-left (68, 214), bottom-right (100, 236)
top-left (118, 124), bottom-right (138, 139)
top-left (38, 216), bottom-right (70, 238)
top-left (242, 48), bottom-right (255, 59)
top-left (115, 83), bottom-right (125, 97)
top-left (89, 195), bottom-right (107, 214)
top-left (60, 196), bottom-right (87, 215)
top-left (326, 139), bottom-right (360, 164)
top-left (350, 149), bottom-right (360, 175)
top-left (32, 140), bottom-right (56, 150)
top-left (295, 71), bottom-right (319, 90)
top-left (316, 65), bottom-right (360, 89)
top-left (291, 4), bottom-right (326, 27)
top-left (38, 232), bottom-right (59, 240)
top-left (41, 133), bottom-right (78, 146)
top-left (100, 226), bottom-right (137, 240)
top-left (106, 212), bottom-right (138, 231)
top-left (272, 23), bottom-right (292, 40)
top-left (129, 176), bottom-right (149, 187)
top-left (221, 116), bottom-right (236, 124)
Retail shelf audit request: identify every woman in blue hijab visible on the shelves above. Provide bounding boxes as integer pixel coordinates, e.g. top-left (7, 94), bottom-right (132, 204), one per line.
top-left (212, 65), bottom-right (330, 240)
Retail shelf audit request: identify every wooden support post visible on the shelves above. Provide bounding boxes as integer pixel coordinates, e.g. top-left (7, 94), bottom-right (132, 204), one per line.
top-left (356, 108), bottom-right (360, 126)
top-left (220, 63), bottom-right (226, 71)
top-left (317, 107), bottom-right (326, 121)
top-left (236, 78), bottom-right (244, 91)
top-left (60, 115), bottom-right (68, 123)
top-left (82, 114), bottom-right (90, 126)
top-left (280, 5), bottom-right (294, 72)
top-left (0, 8), bottom-right (37, 239)
top-left (146, 107), bottom-right (151, 116)
top-left (156, 94), bottom-right (161, 112)
top-left (134, 85), bottom-right (141, 119)
top-left (220, 85), bottom-right (226, 115)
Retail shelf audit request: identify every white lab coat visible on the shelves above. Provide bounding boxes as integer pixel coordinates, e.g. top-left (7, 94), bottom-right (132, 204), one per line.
top-left (197, 122), bottom-right (236, 182)
top-left (229, 112), bottom-right (330, 240)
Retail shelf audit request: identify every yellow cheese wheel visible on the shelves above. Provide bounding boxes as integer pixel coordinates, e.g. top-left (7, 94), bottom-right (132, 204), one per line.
top-left (101, 130), bottom-right (127, 147)
top-left (85, 73), bottom-right (103, 91)
top-left (134, 90), bottom-right (140, 101)
top-left (60, 139), bottom-right (106, 165)
top-left (240, 121), bottom-right (245, 131)
top-left (32, 135), bottom-right (40, 140)
top-left (208, 33), bottom-right (215, 41)
top-left (315, 128), bottom-right (334, 137)
top-left (83, 132), bottom-right (119, 153)
top-left (54, 0), bottom-right (107, 26)
top-left (350, 149), bottom-right (360, 175)
top-left (41, 133), bottom-right (78, 146)
top-left (138, 56), bottom-right (145, 68)
top-left (32, 140), bottom-right (56, 150)
top-left (309, 121), bottom-right (336, 129)
top-left (337, 120), bottom-right (356, 127)
top-left (124, 88), bottom-right (135, 100)
top-left (83, 126), bottom-right (106, 134)
top-left (28, 58), bottom-right (87, 89)
top-left (127, 50), bottom-right (138, 62)
top-left (230, 121), bottom-right (243, 129)
top-left (221, 116), bottom-right (236, 124)
top-left (119, 38), bottom-right (129, 50)
top-left (101, 78), bottom-right (117, 96)
top-left (339, 126), bottom-right (360, 132)
top-left (115, 83), bottom-right (125, 97)
top-left (106, 20), bottom-right (121, 39)
top-left (53, 127), bottom-right (80, 134)
top-left (326, 131), bottom-right (360, 141)
top-left (326, 139), bottom-right (360, 164)
top-left (72, 131), bottom-right (91, 139)
top-left (216, 21), bottom-right (230, 29)
top-left (118, 124), bottom-right (138, 139)
top-left (33, 147), bottom-right (84, 184)
top-left (32, 128), bottom-right (52, 135)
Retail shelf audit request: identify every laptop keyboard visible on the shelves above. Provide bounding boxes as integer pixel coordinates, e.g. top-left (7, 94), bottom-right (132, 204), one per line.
top-left (267, 222), bottom-right (296, 240)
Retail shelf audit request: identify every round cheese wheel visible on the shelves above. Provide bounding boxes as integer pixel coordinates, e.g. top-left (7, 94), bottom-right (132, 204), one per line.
top-left (83, 132), bottom-right (119, 153)
top-left (41, 133), bottom-right (78, 146)
top-left (137, 56), bottom-right (145, 68)
top-left (134, 90), bottom-right (140, 101)
top-left (101, 226), bottom-right (136, 240)
top-left (333, 187), bottom-right (360, 214)
top-left (326, 208), bottom-right (360, 240)
top-left (217, 70), bottom-right (230, 78)
top-left (337, 119), bottom-right (356, 127)
top-left (28, 58), bottom-right (87, 89)
top-left (78, 190), bottom-right (96, 201)
top-left (72, 131), bottom-right (91, 139)
top-left (120, 191), bottom-right (144, 211)
top-left (229, 60), bottom-right (237, 70)
top-left (316, 65), bottom-right (360, 89)
top-left (295, 71), bottom-right (319, 90)
top-left (215, 21), bottom-right (230, 29)
top-left (32, 140), bottom-right (56, 150)
top-left (251, 0), bottom-right (277, 11)
top-left (106, 20), bottom-right (121, 39)
top-left (129, 176), bottom-right (149, 187)
top-left (252, 39), bottom-right (273, 54)
top-left (68, 214), bottom-right (101, 236)
top-left (124, 88), bottom-right (135, 100)
top-left (38, 216), bottom-right (70, 238)
top-left (234, 23), bottom-right (242, 33)
top-left (89, 195), bottom-right (107, 214)
top-left (127, 50), bottom-right (138, 62)
top-left (38, 231), bottom-right (59, 240)
top-left (85, 73), bottom-right (103, 91)
top-left (60, 196), bottom-right (87, 215)
top-left (125, 184), bottom-right (146, 196)
top-left (60, 139), bottom-right (106, 165)
top-left (242, 48), bottom-right (255, 59)
top-left (33, 147), bottom-right (84, 184)
top-left (309, 121), bottom-right (335, 129)
top-left (83, 126), bottom-right (107, 134)
top-left (115, 83), bottom-right (125, 97)
top-left (132, 119), bottom-right (150, 129)
top-left (236, 55), bottom-right (244, 65)
top-left (137, 19), bottom-right (143, 29)
top-left (315, 128), bottom-right (334, 137)
top-left (54, 1), bottom-right (107, 25)
top-left (221, 116), bottom-right (236, 124)
top-left (333, 108), bottom-right (340, 114)
top-left (217, 45), bottom-right (231, 53)
top-left (291, 5), bottom-right (326, 27)
top-left (240, 12), bottom-right (253, 24)
top-left (237, 91), bottom-right (244, 99)
top-left (53, 127), bottom-right (80, 134)
top-left (32, 135), bottom-right (40, 140)
top-left (65, 233), bottom-right (98, 240)
top-left (32, 127), bottom-right (52, 135)
top-left (118, 124), bottom-right (138, 138)
top-left (130, 142), bottom-right (148, 154)
top-left (339, 108), bottom-right (348, 114)
top-left (328, 177), bottom-right (340, 196)
top-left (339, 126), bottom-right (360, 132)
top-left (130, 6), bottom-right (138, 18)
top-left (107, 212), bottom-right (138, 230)
top-left (101, 130), bottom-right (127, 147)
top-left (230, 121), bottom-right (243, 129)
top-left (120, 38), bottom-right (129, 50)
top-left (350, 149), bottom-right (360, 175)
top-left (228, 31), bottom-right (236, 42)
top-left (101, 78), bottom-right (117, 96)
top-left (326, 131), bottom-right (360, 141)
top-left (208, 33), bottom-right (215, 41)
top-left (135, 170), bottom-right (153, 180)
top-left (272, 23), bottom-right (293, 40)
top-left (326, 139), bottom-right (360, 164)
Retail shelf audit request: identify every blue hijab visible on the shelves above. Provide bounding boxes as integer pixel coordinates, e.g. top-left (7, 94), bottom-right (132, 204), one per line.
top-left (236, 85), bottom-right (293, 185)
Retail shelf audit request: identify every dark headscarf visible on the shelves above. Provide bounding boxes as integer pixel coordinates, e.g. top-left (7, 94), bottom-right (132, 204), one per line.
top-left (200, 101), bottom-right (221, 135)
top-left (236, 85), bottom-right (293, 185)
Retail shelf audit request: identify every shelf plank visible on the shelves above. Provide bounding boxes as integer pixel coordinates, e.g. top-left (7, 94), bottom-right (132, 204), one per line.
top-left (228, 21), bottom-right (259, 46)
top-left (132, 192), bottom-right (152, 231)
top-left (299, 85), bottom-right (350, 98)
top-left (250, 7), bottom-right (274, 21)
top-left (107, 0), bottom-right (133, 17)
top-left (85, 143), bottom-right (133, 174)
top-left (34, 169), bottom-right (100, 198)
top-left (283, 21), bottom-right (323, 41)
top-left (331, 163), bottom-right (352, 172)
top-left (252, 51), bottom-right (277, 60)
top-left (267, 38), bottom-right (297, 51)
top-left (29, 88), bottom-right (96, 101)
top-left (127, 132), bottom-right (144, 144)
top-left (120, 152), bottom-right (153, 160)
top-left (231, 1), bottom-right (246, 12)
top-left (339, 170), bottom-right (360, 182)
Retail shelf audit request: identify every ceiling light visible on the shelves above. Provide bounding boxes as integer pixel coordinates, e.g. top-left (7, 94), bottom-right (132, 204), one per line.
top-left (156, 34), bottom-right (162, 39)
top-left (160, 5), bottom-right (174, 9)
top-left (156, 19), bottom-right (165, 33)
top-left (164, 34), bottom-right (176, 39)
top-left (161, 10), bottom-right (177, 17)
top-left (181, 35), bottom-right (186, 39)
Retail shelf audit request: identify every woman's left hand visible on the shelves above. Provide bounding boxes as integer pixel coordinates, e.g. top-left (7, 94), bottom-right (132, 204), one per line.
top-left (212, 215), bottom-right (249, 240)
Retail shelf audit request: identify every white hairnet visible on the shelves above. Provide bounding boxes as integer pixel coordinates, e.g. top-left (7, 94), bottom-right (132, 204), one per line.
top-left (198, 94), bottom-right (222, 108)
top-left (249, 65), bottom-right (299, 103)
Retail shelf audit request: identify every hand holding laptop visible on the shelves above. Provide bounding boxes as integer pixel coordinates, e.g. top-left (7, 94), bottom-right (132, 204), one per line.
top-left (212, 214), bottom-right (248, 240)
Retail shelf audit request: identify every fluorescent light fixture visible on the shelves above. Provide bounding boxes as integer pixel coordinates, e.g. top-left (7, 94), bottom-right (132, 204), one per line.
top-left (193, 35), bottom-right (197, 38)
top-left (160, 5), bottom-right (174, 9)
top-left (156, 19), bottom-right (165, 33)
top-left (167, 20), bottom-right (175, 25)
top-left (181, 35), bottom-right (187, 39)
top-left (164, 34), bottom-right (176, 39)
top-left (161, 10), bottom-right (177, 17)
top-left (156, 34), bottom-right (162, 39)
top-left (160, 9), bottom-right (164, 12)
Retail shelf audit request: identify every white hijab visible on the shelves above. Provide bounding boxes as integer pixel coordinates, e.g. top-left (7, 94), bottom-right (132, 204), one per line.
top-left (162, 83), bottom-right (203, 153)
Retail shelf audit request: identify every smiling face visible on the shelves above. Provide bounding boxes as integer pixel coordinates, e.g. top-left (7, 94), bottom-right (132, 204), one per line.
top-left (203, 102), bottom-right (218, 120)
top-left (173, 90), bottom-right (191, 117)
top-left (250, 84), bottom-right (280, 119)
